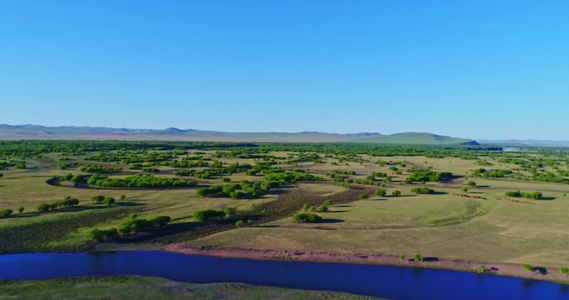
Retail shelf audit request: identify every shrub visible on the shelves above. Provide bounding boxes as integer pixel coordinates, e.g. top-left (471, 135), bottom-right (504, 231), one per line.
top-left (293, 213), bottom-right (322, 223)
top-left (149, 216), bottom-right (171, 226)
top-left (478, 265), bottom-right (485, 274)
top-left (222, 177), bottom-right (231, 183)
top-left (521, 264), bottom-right (533, 271)
top-left (462, 187), bottom-right (468, 193)
top-left (18, 206), bottom-right (24, 214)
top-left (91, 195), bottom-right (105, 203)
top-left (410, 187), bottom-right (435, 194)
top-left (359, 193), bottom-right (369, 199)
top-left (193, 209), bottom-right (226, 222)
top-left (0, 209), bottom-right (13, 217)
top-left (120, 195), bottom-right (126, 201)
top-left (399, 255), bottom-right (405, 261)
top-left (303, 204), bottom-right (310, 211)
top-left (413, 254), bottom-right (424, 262)
top-left (560, 267), bottom-right (569, 276)
top-left (37, 203), bottom-right (50, 212)
top-left (392, 190), bottom-right (401, 197)
top-left (323, 199), bottom-right (332, 206)
top-left (103, 197), bottom-right (115, 205)
top-left (319, 204), bottom-right (329, 212)
top-left (235, 220), bottom-right (244, 228)
top-left (224, 206), bottom-right (236, 216)
top-left (88, 228), bottom-right (119, 241)
top-left (468, 181), bottom-right (476, 187)
top-left (374, 189), bottom-right (386, 197)
top-left (247, 219), bottom-right (253, 226)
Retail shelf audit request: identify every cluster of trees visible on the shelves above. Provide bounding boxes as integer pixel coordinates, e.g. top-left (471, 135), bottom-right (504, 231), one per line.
top-left (197, 181), bottom-right (262, 199)
top-left (37, 196), bottom-right (80, 212)
top-left (91, 195), bottom-right (121, 205)
top-left (88, 213), bottom-right (171, 241)
top-left (505, 190), bottom-right (543, 200)
top-left (87, 174), bottom-right (197, 188)
top-left (293, 213), bottom-right (322, 223)
top-left (0, 209), bottom-right (13, 217)
top-left (303, 200), bottom-right (332, 212)
top-left (86, 151), bottom-right (173, 164)
top-left (59, 173), bottom-right (86, 184)
top-left (263, 171), bottom-right (323, 184)
top-left (411, 187), bottom-right (435, 194)
top-left (404, 169), bottom-right (452, 184)
top-left (235, 219), bottom-right (253, 228)
top-left (374, 189), bottom-right (387, 197)
top-left (80, 164), bottom-right (123, 173)
top-left (471, 168), bottom-right (513, 178)
top-left (193, 209), bottom-right (227, 222)
top-left (58, 162), bottom-right (78, 170)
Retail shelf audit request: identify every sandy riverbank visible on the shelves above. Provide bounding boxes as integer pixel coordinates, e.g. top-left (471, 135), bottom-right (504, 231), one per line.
top-left (164, 243), bottom-right (569, 284)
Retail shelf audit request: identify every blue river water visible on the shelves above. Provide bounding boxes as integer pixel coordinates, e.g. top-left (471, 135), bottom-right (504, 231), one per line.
top-left (0, 251), bottom-right (567, 300)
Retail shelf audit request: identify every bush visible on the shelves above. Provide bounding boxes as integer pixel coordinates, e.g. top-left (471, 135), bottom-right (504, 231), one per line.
top-left (462, 187), bottom-right (468, 192)
top-left (359, 193), bottom-right (369, 199)
top-left (37, 203), bottom-right (50, 212)
top-left (193, 209), bottom-right (226, 222)
top-left (293, 213), bottom-right (322, 223)
top-left (88, 228), bottom-right (119, 241)
top-left (521, 264), bottom-right (533, 271)
top-left (323, 199), bottom-right (332, 206)
top-left (303, 204), bottom-right (310, 211)
top-left (222, 177), bottom-right (231, 183)
top-left (374, 189), bottom-right (386, 197)
top-left (235, 220), bottom-right (244, 228)
top-left (149, 216), bottom-right (171, 226)
top-left (91, 195), bottom-right (105, 203)
top-left (319, 204), bottom-right (329, 212)
top-left (247, 219), bottom-right (253, 226)
top-left (18, 206), bottom-right (24, 214)
top-left (224, 206), bottom-right (236, 216)
top-left (0, 209), bottom-right (13, 217)
top-left (560, 267), bottom-right (569, 276)
top-left (120, 195), bottom-right (126, 201)
top-left (399, 255), bottom-right (405, 261)
top-left (410, 187), bottom-right (435, 194)
top-left (392, 190), bottom-right (401, 197)
top-left (103, 197), bottom-right (115, 205)
top-left (413, 254), bottom-right (424, 262)
top-left (468, 181), bottom-right (476, 187)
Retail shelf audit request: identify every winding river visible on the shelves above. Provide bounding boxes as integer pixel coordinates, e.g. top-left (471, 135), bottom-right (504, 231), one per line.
top-left (0, 251), bottom-right (567, 300)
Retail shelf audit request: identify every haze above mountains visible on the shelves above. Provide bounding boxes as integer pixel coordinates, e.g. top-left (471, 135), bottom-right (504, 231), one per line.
top-left (0, 124), bottom-right (566, 146)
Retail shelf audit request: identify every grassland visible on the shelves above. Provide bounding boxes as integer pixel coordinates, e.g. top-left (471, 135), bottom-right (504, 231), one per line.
top-left (0, 276), bottom-right (377, 300)
top-left (2, 141), bottom-right (569, 282)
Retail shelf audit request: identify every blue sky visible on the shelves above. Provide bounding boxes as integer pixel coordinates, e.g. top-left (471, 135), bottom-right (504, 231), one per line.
top-left (1, 1), bottom-right (568, 140)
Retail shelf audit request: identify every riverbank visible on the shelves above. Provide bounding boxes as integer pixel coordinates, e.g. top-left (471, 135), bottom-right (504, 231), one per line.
top-left (164, 243), bottom-right (569, 284)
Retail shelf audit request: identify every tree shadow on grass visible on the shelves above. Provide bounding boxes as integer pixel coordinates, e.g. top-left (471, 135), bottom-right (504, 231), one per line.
top-left (325, 210), bottom-right (350, 213)
top-left (538, 197), bottom-right (556, 201)
top-left (334, 204), bottom-right (352, 207)
top-left (116, 202), bottom-right (146, 207)
top-left (431, 192), bottom-right (448, 195)
top-left (319, 218), bottom-right (344, 224)
top-left (10, 213), bottom-right (41, 218)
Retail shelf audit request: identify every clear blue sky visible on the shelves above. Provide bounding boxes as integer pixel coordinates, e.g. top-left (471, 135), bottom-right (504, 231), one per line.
top-left (1, 1), bottom-right (568, 140)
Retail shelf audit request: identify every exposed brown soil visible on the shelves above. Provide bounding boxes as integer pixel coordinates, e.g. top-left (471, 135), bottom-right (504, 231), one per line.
top-left (164, 244), bottom-right (569, 284)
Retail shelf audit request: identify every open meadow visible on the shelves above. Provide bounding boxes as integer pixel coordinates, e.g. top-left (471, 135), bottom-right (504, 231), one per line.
top-left (1, 141), bottom-right (569, 275)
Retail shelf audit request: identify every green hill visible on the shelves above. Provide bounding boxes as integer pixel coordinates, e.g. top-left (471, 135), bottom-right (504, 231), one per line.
top-left (344, 132), bottom-right (474, 145)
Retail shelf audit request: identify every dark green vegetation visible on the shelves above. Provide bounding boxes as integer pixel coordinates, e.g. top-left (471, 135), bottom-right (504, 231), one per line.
top-left (293, 213), bottom-right (323, 223)
top-left (505, 190), bottom-right (543, 200)
top-left (0, 276), bottom-right (378, 300)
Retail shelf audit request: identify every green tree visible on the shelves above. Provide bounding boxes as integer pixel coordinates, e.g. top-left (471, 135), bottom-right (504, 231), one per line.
top-left (224, 206), bottom-right (236, 216)
top-left (37, 203), bottom-right (50, 212)
top-left (247, 219), bottom-right (253, 226)
top-left (374, 189), bottom-right (386, 197)
top-left (235, 220), bottom-right (244, 228)
top-left (120, 194), bottom-right (126, 201)
top-left (18, 206), bottom-right (24, 214)
top-left (413, 254), bottom-right (424, 262)
top-left (392, 190), bottom-right (401, 197)
top-left (359, 193), bottom-right (369, 199)
top-left (468, 181), bottom-right (476, 187)
top-left (103, 197), bottom-right (115, 205)
top-left (0, 209), bottom-right (13, 217)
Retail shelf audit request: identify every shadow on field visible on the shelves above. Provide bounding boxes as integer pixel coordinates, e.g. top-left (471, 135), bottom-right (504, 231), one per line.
top-left (432, 192), bottom-right (448, 195)
top-left (532, 267), bottom-right (547, 275)
top-left (11, 213), bottom-right (40, 218)
top-left (116, 202), bottom-right (145, 207)
top-left (319, 218), bottom-right (344, 224)
top-left (326, 210), bottom-right (350, 213)
top-left (334, 204), bottom-right (352, 207)
top-left (538, 197), bottom-right (556, 201)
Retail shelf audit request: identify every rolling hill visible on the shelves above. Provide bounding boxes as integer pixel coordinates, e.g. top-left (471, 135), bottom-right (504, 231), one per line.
top-left (0, 124), bottom-right (477, 145)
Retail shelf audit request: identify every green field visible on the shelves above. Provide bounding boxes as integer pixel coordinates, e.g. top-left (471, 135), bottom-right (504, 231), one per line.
top-left (0, 276), bottom-right (377, 300)
top-left (2, 141), bottom-right (569, 285)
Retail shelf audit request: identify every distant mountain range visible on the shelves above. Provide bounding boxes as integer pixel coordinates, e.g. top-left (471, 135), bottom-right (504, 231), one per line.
top-left (0, 124), bottom-right (477, 145)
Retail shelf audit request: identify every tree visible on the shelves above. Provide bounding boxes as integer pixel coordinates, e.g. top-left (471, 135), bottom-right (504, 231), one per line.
top-left (359, 193), bottom-right (369, 199)
top-left (413, 254), bottom-right (424, 262)
top-left (0, 173), bottom-right (3, 179)
top-left (392, 190), bottom-right (401, 197)
top-left (462, 187), bottom-right (468, 193)
top-left (303, 204), bottom-right (310, 211)
top-left (247, 219), bottom-right (253, 226)
top-left (374, 189), bottom-right (386, 197)
top-left (224, 206), bottom-right (236, 216)
top-left (235, 220), bottom-right (244, 228)
top-left (37, 203), bottom-right (50, 212)
top-left (92, 195), bottom-right (105, 203)
top-left (0, 209), bottom-right (13, 217)
top-left (120, 195), bottom-right (126, 201)
top-left (103, 197), bottom-right (115, 205)
top-left (18, 206), bottom-right (24, 214)
top-left (468, 181), bottom-right (476, 187)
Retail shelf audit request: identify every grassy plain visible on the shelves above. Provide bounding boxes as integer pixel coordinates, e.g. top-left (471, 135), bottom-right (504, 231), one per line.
top-left (0, 276), bottom-right (377, 300)
top-left (1, 143), bottom-right (569, 270)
